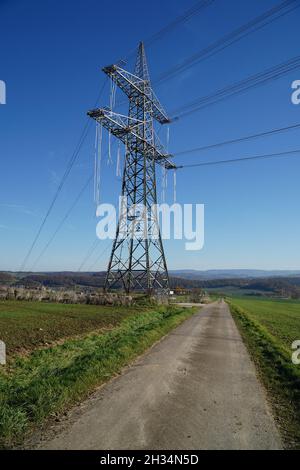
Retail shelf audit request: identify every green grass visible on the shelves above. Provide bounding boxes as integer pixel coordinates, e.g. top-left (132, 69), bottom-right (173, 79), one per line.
top-left (0, 300), bottom-right (147, 357)
top-left (228, 297), bottom-right (300, 449)
top-left (0, 304), bottom-right (194, 448)
top-left (228, 297), bottom-right (300, 351)
top-left (206, 286), bottom-right (269, 297)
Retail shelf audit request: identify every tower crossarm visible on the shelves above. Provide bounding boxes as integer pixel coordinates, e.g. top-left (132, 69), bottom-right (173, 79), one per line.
top-left (87, 108), bottom-right (176, 169)
top-left (102, 65), bottom-right (171, 125)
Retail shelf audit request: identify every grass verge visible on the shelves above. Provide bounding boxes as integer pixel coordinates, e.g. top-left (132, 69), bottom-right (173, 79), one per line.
top-left (228, 299), bottom-right (300, 449)
top-left (0, 305), bottom-right (194, 448)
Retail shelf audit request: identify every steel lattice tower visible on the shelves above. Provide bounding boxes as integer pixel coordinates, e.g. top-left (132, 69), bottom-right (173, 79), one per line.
top-left (88, 42), bottom-right (176, 294)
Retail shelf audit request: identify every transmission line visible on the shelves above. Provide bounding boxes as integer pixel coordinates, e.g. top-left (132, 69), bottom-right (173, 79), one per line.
top-left (176, 149), bottom-right (300, 169)
top-left (155, 0), bottom-right (299, 85)
top-left (78, 238), bottom-right (112, 272)
top-left (120, 0), bottom-right (216, 63)
top-left (19, 78), bottom-right (109, 272)
top-left (31, 136), bottom-right (118, 271)
top-left (115, 0), bottom-right (299, 110)
top-left (30, 174), bottom-right (93, 270)
top-left (171, 55), bottom-right (300, 118)
top-left (86, 150), bottom-right (300, 270)
top-left (85, 242), bottom-right (112, 272)
top-left (145, 0), bottom-right (215, 48)
top-left (174, 123), bottom-right (300, 156)
top-left (77, 239), bottom-right (100, 272)
top-left (19, 120), bottom-right (92, 272)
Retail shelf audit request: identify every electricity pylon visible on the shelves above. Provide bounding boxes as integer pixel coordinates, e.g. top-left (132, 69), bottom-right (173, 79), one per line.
top-left (88, 42), bottom-right (176, 294)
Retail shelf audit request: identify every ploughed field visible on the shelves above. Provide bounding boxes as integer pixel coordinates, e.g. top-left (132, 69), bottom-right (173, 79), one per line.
top-left (0, 300), bottom-right (144, 356)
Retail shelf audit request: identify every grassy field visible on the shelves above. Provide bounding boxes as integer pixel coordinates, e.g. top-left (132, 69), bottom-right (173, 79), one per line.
top-left (0, 300), bottom-right (146, 357)
top-left (228, 297), bottom-right (300, 449)
top-left (205, 286), bottom-right (270, 297)
top-left (0, 301), bottom-right (194, 448)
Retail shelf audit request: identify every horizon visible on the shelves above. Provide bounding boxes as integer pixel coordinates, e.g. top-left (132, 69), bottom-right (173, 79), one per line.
top-left (3, 268), bottom-right (300, 274)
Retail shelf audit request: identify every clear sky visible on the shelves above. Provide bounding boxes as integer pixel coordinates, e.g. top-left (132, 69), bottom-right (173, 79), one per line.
top-left (0, 0), bottom-right (300, 272)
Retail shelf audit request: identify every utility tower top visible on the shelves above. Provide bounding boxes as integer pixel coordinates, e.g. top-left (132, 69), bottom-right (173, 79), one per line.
top-left (134, 42), bottom-right (150, 82)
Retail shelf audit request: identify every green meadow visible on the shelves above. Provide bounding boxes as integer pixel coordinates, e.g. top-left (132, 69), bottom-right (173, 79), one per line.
top-left (228, 297), bottom-right (300, 449)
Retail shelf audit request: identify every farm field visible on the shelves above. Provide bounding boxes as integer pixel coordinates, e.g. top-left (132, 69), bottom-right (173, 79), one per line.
top-left (0, 301), bottom-right (194, 448)
top-left (205, 286), bottom-right (274, 297)
top-left (229, 297), bottom-right (300, 351)
top-left (0, 300), bottom-right (146, 357)
top-left (228, 297), bottom-right (300, 449)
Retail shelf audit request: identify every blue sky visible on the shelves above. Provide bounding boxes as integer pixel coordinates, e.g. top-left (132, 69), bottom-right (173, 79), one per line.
top-left (0, 0), bottom-right (300, 272)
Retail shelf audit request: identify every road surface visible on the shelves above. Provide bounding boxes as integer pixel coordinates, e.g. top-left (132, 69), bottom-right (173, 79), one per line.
top-left (32, 300), bottom-right (282, 450)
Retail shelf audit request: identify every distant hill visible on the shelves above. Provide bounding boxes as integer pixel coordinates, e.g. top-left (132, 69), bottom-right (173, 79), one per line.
top-left (0, 272), bottom-right (15, 284)
top-left (1, 270), bottom-right (300, 298)
top-left (169, 269), bottom-right (300, 280)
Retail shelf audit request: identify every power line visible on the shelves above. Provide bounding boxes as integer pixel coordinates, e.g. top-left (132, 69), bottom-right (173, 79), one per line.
top-left (31, 137), bottom-right (117, 271)
top-left (155, 0), bottom-right (299, 85)
top-left (86, 242), bottom-right (112, 272)
top-left (144, 0), bottom-right (215, 48)
top-left (19, 120), bottom-right (91, 272)
top-left (173, 122), bottom-right (300, 156)
top-left (19, 79), bottom-right (108, 272)
top-left (30, 174), bottom-right (93, 270)
top-left (115, 1), bottom-right (299, 111)
top-left (171, 55), bottom-right (300, 118)
top-left (120, 0), bottom-right (216, 63)
top-left (78, 239), bottom-right (112, 272)
top-left (176, 149), bottom-right (300, 169)
top-left (78, 239), bottom-right (100, 272)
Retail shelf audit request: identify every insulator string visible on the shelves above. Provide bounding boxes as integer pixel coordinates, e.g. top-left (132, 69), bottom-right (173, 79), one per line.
top-left (94, 123), bottom-right (98, 203)
top-left (161, 165), bottom-right (167, 202)
top-left (173, 169), bottom-right (177, 203)
top-left (107, 130), bottom-right (112, 165)
top-left (110, 80), bottom-right (117, 111)
top-left (95, 123), bottom-right (102, 206)
top-left (116, 142), bottom-right (122, 177)
top-left (166, 125), bottom-right (170, 152)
